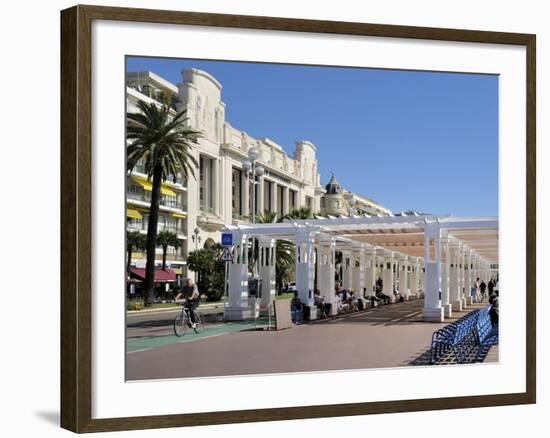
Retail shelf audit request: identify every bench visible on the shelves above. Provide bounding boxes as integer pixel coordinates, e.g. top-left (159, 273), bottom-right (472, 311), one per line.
top-left (430, 305), bottom-right (498, 364)
top-left (473, 305), bottom-right (499, 361)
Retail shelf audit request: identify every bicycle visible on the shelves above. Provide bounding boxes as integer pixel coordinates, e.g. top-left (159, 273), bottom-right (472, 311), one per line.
top-left (173, 300), bottom-right (205, 336)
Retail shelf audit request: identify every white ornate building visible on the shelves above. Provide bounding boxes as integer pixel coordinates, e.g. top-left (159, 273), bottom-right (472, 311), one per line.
top-left (126, 68), bottom-right (326, 277)
top-left (320, 173), bottom-right (391, 217)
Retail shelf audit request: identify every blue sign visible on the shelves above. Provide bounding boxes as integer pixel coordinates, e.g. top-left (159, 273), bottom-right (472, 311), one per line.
top-left (221, 233), bottom-right (233, 246)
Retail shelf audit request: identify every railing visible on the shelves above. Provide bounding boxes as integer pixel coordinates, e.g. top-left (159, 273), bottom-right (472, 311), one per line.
top-left (127, 225), bottom-right (187, 235)
top-left (127, 192), bottom-right (186, 210)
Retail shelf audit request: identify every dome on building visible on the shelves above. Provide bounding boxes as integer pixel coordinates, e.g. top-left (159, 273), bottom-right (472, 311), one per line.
top-left (325, 173), bottom-right (344, 195)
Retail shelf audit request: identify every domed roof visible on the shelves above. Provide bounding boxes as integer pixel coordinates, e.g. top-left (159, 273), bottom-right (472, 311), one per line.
top-left (325, 173), bottom-right (343, 195)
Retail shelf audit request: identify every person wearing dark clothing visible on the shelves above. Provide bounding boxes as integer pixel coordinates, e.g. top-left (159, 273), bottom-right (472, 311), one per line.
top-left (291, 291), bottom-right (304, 323)
top-left (480, 280), bottom-right (487, 302)
top-left (488, 279), bottom-right (495, 295)
top-left (489, 295), bottom-right (499, 327)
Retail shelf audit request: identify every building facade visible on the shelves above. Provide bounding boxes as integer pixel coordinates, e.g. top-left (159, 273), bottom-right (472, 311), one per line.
top-left (320, 173), bottom-right (391, 217)
top-left (126, 68), bottom-right (326, 277)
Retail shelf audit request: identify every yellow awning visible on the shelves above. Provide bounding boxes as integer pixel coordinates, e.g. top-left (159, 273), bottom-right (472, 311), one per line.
top-left (160, 186), bottom-right (177, 197)
top-left (171, 212), bottom-right (187, 219)
top-left (131, 175), bottom-right (176, 196)
top-left (131, 176), bottom-right (153, 191)
top-left (127, 208), bottom-right (142, 219)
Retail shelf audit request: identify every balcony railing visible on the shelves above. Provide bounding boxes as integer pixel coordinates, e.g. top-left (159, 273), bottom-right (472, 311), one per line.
top-left (127, 192), bottom-right (187, 210)
top-left (127, 225), bottom-right (187, 235)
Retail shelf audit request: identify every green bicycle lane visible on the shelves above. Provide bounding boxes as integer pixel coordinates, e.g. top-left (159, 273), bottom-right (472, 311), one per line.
top-left (127, 320), bottom-right (263, 353)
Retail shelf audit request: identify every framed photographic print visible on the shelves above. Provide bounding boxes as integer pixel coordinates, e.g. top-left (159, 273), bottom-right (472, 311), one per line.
top-left (60, 4), bottom-right (536, 433)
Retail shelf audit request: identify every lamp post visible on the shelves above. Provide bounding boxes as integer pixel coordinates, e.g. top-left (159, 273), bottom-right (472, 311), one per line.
top-left (191, 227), bottom-right (201, 251)
top-left (191, 227), bottom-right (201, 283)
top-left (242, 146), bottom-right (265, 224)
top-left (243, 146), bottom-right (265, 277)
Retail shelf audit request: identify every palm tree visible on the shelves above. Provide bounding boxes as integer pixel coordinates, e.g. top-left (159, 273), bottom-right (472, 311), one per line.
top-left (126, 231), bottom-right (146, 275)
top-left (283, 207), bottom-right (313, 221)
top-left (127, 100), bottom-right (200, 305)
top-left (156, 230), bottom-right (181, 271)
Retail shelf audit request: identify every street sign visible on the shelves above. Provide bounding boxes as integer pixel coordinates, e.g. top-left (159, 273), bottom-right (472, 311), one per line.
top-left (221, 233), bottom-right (233, 246)
top-left (219, 246), bottom-right (234, 263)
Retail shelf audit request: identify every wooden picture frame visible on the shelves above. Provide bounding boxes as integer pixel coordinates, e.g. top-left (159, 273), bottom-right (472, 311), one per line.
top-left (60, 4), bottom-right (536, 433)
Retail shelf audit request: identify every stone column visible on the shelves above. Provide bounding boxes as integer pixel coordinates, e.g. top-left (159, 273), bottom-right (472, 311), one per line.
top-left (316, 237), bottom-right (338, 315)
top-left (382, 252), bottom-right (395, 303)
top-left (212, 158), bottom-right (220, 216)
top-left (283, 186), bottom-right (290, 215)
top-left (225, 232), bottom-right (252, 321)
top-left (257, 177), bottom-right (264, 216)
top-left (270, 182), bottom-right (277, 215)
top-left (422, 224), bottom-right (444, 322)
top-left (241, 171), bottom-right (250, 219)
top-left (440, 236), bottom-right (452, 318)
top-left (258, 236), bottom-right (276, 310)
top-left (295, 231), bottom-right (316, 318)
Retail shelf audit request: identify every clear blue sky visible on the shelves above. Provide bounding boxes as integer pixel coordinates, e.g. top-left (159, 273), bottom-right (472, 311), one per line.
top-left (127, 57), bottom-right (498, 216)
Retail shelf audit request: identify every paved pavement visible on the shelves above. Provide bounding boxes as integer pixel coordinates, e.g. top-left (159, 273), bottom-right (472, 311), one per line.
top-left (126, 299), bottom-right (497, 381)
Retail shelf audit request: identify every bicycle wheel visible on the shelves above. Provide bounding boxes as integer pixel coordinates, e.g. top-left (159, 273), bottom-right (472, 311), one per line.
top-left (192, 312), bottom-right (205, 334)
top-left (174, 312), bottom-right (187, 337)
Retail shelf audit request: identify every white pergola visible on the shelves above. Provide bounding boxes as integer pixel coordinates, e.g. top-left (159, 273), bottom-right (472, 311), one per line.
top-left (222, 213), bottom-right (498, 322)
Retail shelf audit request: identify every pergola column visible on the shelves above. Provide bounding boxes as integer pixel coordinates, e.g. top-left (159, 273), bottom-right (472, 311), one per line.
top-left (382, 251), bottom-right (395, 303)
top-left (295, 231), bottom-right (316, 318)
top-left (351, 244), bottom-right (364, 295)
top-left (440, 236), bottom-right (452, 318)
top-left (464, 250), bottom-right (473, 306)
top-left (225, 232), bottom-right (252, 321)
top-left (316, 237), bottom-right (338, 315)
top-left (364, 248), bottom-right (377, 298)
top-left (422, 224), bottom-right (444, 322)
top-left (409, 257), bottom-right (419, 298)
top-left (398, 255), bottom-right (410, 300)
top-left (449, 242), bottom-right (462, 311)
top-left (458, 246), bottom-right (466, 308)
top-left (419, 262), bottom-right (425, 296)
top-left (258, 236), bottom-right (276, 310)
top-left (342, 248), bottom-right (354, 290)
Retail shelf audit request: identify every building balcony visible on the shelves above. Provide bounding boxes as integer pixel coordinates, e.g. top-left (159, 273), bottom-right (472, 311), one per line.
top-left (127, 192), bottom-right (187, 212)
top-left (127, 224), bottom-right (187, 237)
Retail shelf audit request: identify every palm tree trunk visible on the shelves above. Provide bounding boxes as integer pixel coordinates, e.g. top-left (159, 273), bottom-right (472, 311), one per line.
top-left (162, 245), bottom-right (167, 271)
top-left (127, 245), bottom-right (132, 275)
top-left (144, 165), bottom-right (163, 306)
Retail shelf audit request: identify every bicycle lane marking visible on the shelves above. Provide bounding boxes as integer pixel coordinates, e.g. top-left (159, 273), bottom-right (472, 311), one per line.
top-left (126, 320), bottom-right (259, 353)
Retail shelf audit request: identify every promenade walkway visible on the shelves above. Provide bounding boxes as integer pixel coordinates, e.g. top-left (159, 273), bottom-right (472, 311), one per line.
top-left (127, 299), bottom-right (497, 381)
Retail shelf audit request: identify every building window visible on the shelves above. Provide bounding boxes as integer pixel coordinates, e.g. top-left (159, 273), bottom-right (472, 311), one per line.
top-left (277, 185), bottom-right (284, 216)
top-left (232, 167), bottom-right (242, 216)
top-left (264, 180), bottom-right (272, 212)
top-left (290, 190), bottom-right (297, 210)
top-left (306, 196), bottom-right (313, 210)
top-left (127, 217), bottom-right (143, 231)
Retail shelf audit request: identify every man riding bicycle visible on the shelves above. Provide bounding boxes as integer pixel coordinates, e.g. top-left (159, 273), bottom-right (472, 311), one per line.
top-left (175, 278), bottom-right (200, 328)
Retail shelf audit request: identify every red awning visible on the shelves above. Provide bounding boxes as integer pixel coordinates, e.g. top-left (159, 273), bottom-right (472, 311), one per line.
top-left (130, 268), bottom-right (176, 283)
